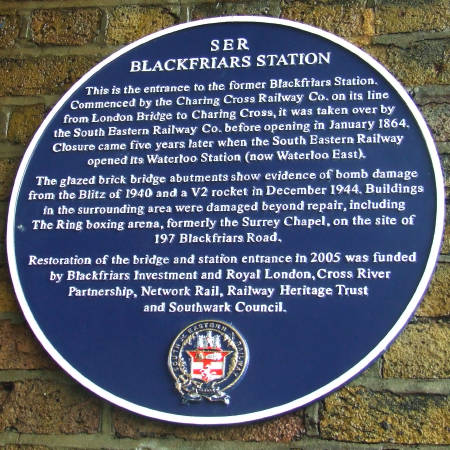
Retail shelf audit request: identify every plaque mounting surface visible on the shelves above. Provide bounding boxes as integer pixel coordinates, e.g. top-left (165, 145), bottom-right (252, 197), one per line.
top-left (7, 17), bottom-right (444, 424)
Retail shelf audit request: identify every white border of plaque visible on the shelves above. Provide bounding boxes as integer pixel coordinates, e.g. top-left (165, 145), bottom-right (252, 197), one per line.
top-left (7, 17), bottom-right (445, 424)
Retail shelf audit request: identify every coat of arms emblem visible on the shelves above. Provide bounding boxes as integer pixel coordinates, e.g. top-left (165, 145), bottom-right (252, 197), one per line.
top-left (168, 320), bottom-right (248, 404)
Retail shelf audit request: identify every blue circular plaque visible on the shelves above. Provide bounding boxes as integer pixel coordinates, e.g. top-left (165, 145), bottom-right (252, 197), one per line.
top-left (7, 17), bottom-right (444, 424)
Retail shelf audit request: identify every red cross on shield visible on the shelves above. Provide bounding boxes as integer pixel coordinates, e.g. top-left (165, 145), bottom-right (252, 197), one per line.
top-left (187, 349), bottom-right (231, 382)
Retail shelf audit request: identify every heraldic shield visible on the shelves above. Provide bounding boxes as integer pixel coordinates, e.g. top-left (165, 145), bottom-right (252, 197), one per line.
top-left (187, 332), bottom-right (231, 383)
top-left (169, 320), bottom-right (249, 405)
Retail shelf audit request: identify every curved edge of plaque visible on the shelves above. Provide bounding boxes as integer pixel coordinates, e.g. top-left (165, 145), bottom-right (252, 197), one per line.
top-left (6, 16), bottom-right (446, 425)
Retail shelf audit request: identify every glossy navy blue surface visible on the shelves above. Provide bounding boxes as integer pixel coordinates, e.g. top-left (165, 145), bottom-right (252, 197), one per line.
top-left (9, 20), bottom-right (441, 422)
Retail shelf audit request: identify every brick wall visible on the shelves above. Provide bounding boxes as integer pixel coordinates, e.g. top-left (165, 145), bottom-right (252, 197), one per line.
top-left (0, 1), bottom-right (448, 448)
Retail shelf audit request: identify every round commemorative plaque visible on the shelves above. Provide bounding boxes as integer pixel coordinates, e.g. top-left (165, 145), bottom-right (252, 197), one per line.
top-left (7, 17), bottom-right (444, 424)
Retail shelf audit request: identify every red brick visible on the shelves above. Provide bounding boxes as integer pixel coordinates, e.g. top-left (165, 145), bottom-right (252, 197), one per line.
top-left (383, 321), bottom-right (450, 378)
top-left (0, 14), bottom-right (19, 48)
top-left (106, 6), bottom-right (176, 45)
top-left (443, 154), bottom-right (450, 199)
top-left (367, 40), bottom-right (449, 86)
top-left (321, 386), bottom-right (449, 444)
top-left (0, 56), bottom-right (98, 96)
top-left (192, 2), bottom-right (280, 19)
top-left (0, 158), bottom-right (20, 200)
top-left (281, 0), bottom-right (374, 45)
top-left (7, 104), bottom-right (46, 145)
top-left (31, 8), bottom-right (102, 46)
top-left (375, 0), bottom-right (450, 34)
top-left (114, 408), bottom-right (305, 442)
top-left (0, 380), bottom-right (101, 434)
top-left (420, 103), bottom-right (450, 142)
top-left (443, 204), bottom-right (450, 254)
top-left (417, 264), bottom-right (450, 317)
top-left (0, 279), bottom-right (19, 313)
top-left (0, 320), bottom-right (55, 369)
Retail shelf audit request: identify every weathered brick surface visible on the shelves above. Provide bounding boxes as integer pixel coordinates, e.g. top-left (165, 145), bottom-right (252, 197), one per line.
top-left (0, 320), bottom-right (54, 369)
top-left (0, 248), bottom-right (6, 267)
top-left (374, 0), bottom-right (450, 34)
top-left (105, 6), bottom-right (177, 45)
top-left (367, 40), bottom-right (449, 87)
top-left (443, 153), bottom-right (450, 199)
top-left (321, 386), bottom-right (450, 444)
top-left (0, 1), bottom-right (447, 447)
top-left (114, 408), bottom-right (304, 442)
top-left (0, 110), bottom-right (7, 139)
top-left (7, 104), bottom-right (46, 145)
top-left (192, 1), bottom-right (280, 19)
top-left (417, 264), bottom-right (450, 317)
top-left (0, 280), bottom-right (18, 313)
top-left (383, 321), bottom-right (450, 378)
top-left (420, 102), bottom-right (450, 142)
top-left (0, 380), bottom-right (101, 434)
top-left (0, 206), bottom-right (6, 265)
top-left (443, 204), bottom-right (450, 254)
top-left (0, 158), bottom-right (20, 200)
top-left (281, 0), bottom-right (374, 44)
top-left (0, 14), bottom-right (19, 48)
top-left (31, 8), bottom-right (102, 46)
top-left (0, 56), bottom-right (98, 96)
top-left (0, 223), bottom-right (18, 311)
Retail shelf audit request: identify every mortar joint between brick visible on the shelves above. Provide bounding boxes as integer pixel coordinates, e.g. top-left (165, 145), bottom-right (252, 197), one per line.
top-left (373, 358), bottom-right (383, 378)
top-left (356, 376), bottom-right (450, 394)
top-left (16, 11), bottom-right (29, 41)
top-left (316, 400), bottom-right (325, 440)
top-left (0, 95), bottom-right (56, 107)
top-left (413, 316), bottom-right (449, 325)
top-left (0, 45), bottom-right (117, 58)
top-left (289, 436), bottom-right (387, 449)
top-left (439, 254), bottom-right (450, 262)
top-left (100, 401), bottom-right (113, 435)
top-left (97, 7), bottom-right (109, 46)
top-left (372, 29), bottom-right (450, 50)
top-left (184, 5), bottom-right (191, 23)
top-left (0, 109), bottom-right (11, 139)
top-left (304, 401), bottom-right (320, 437)
top-left (0, 312), bottom-right (24, 323)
